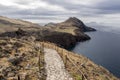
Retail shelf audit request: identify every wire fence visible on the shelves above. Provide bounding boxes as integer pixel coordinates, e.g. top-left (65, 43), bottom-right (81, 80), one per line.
top-left (14, 40), bottom-right (87, 80)
top-left (40, 41), bottom-right (88, 80)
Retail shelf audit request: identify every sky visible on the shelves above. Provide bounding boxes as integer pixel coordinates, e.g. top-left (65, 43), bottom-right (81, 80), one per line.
top-left (0, 0), bottom-right (120, 27)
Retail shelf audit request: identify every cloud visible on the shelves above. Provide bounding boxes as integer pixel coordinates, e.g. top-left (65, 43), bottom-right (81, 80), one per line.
top-left (91, 0), bottom-right (120, 14)
top-left (0, 0), bottom-right (120, 26)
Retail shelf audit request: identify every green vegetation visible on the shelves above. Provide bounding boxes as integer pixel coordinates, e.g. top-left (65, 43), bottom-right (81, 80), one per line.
top-left (72, 74), bottom-right (82, 80)
top-left (53, 27), bottom-right (77, 35)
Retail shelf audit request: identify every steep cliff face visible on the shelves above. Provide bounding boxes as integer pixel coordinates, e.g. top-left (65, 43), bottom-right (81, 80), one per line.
top-left (0, 29), bottom-right (90, 49)
top-left (42, 17), bottom-right (95, 48)
top-left (0, 16), bottom-right (93, 49)
top-left (40, 31), bottom-right (90, 48)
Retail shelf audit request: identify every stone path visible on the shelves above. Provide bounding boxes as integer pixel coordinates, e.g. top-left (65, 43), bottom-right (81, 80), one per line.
top-left (44, 48), bottom-right (73, 80)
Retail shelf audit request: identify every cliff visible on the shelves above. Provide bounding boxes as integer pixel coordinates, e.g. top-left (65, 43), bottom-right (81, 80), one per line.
top-left (0, 16), bottom-right (94, 49)
top-left (0, 16), bottom-right (118, 79)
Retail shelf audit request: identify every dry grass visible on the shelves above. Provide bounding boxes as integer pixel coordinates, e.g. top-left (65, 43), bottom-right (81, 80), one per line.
top-left (50, 26), bottom-right (78, 35)
top-left (0, 16), bottom-right (43, 33)
top-left (40, 42), bottom-right (119, 80)
top-left (0, 16), bottom-right (38, 27)
top-left (0, 39), bottom-right (46, 80)
top-left (0, 38), bottom-right (118, 80)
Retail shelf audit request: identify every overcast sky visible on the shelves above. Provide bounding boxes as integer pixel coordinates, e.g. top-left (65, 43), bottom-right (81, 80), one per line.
top-left (0, 0), bottom-right (120, 27)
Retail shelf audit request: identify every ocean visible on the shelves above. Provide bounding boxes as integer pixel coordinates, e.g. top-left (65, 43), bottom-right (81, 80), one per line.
top-left (72, 26), bottom-right (120, 78)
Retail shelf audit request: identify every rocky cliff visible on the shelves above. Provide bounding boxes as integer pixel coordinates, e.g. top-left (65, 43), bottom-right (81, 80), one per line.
top-left (0, 16), bottom-right (94, 49)
top-left (60, 17), bottom-right (96, 32)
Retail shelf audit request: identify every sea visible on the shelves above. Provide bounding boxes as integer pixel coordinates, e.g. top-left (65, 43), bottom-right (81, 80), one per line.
top-left (72, 24), bottom-right (120, 78)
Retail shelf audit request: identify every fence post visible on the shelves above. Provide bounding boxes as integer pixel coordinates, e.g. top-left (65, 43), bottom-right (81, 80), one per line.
top-left (18, 75), bottom-right (20, 80)
top-left (65, 55), bottom-right (67, 68)
top-left (38, 49), bottom-right (41, 74)
top-left (82, 75), bottom-right (84, 80)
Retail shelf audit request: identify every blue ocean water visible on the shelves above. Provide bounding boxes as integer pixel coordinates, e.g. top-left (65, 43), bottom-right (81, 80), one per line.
top-left (72, 30), bottom-right (120, 78)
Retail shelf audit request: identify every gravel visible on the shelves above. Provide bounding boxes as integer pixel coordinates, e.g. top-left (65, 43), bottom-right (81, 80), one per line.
top-left (44, 48), bottom-right (73, 80)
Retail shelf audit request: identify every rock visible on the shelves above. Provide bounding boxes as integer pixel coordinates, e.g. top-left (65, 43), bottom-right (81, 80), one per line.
top-left (8, 56), bottom-right (22, 65)
top-left (7, 76), bottom-right (18, 80)
top-left (7, 72), bottom-right (15, 77)
top-left (27, 36), bottom-right (36, 42)
top-left (14, 53), bottom-right (20, 56)
top-left (15, 28), bottom-right (27, 36)
top-left (40, 31), bottom-right (89, 49)
top-left (25, 64), bottom-right (31, 70)
top-left (0, 74), bottom-right (5, 80)
top-left (1, 66), bottom-right (16, 77)
top-left (19, 72), bottom-right (28, 80)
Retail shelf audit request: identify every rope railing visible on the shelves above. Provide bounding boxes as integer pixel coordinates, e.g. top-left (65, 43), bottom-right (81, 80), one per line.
top-left (40, 41), bottom-right (88, 80)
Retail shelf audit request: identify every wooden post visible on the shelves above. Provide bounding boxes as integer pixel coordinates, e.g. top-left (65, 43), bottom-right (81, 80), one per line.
top-left (62, 49), bottom-right (64, 58)
top-left (82, 75), bottom-right (84, 80)
top-left (65, 55), bottom-right (67, 68)
top-left (18, 75), bottom-right (20, 80)
top-left (38, 49), bottom-right (41, 73)
top-left (67, 55), bottom-right (87, 80)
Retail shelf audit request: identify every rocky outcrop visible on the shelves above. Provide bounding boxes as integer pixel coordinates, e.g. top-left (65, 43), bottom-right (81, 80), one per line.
top-left (41, 17), bottom-right (95, 48)
top-left (0, 28), bottom-right (90, 49)
top-left (38, 31), bottom-right (90, 49)
top-left (0, 16), bottom-right (95, 49)
top-left (58, 17), bottom-right (96, 32)
top-left (15, 28), bottom-right (27, 36)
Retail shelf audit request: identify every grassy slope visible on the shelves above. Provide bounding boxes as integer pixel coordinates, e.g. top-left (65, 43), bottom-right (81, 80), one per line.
top-left (0, 38), bottom-right (46, 80)
top-left (42, 42), bottom-right (118, 80)
top-left (0, 38), bottom-right (118, 80)
top-left (0, 16), bottom-right (41, 33)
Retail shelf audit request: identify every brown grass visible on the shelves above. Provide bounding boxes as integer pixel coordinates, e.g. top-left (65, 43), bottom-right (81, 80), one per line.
top-left (39, 41), bottom-right (118, 80)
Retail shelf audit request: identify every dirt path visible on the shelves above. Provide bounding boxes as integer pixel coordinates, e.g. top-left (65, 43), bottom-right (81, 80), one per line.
top-left (44, 48), bottom-right (73, 80)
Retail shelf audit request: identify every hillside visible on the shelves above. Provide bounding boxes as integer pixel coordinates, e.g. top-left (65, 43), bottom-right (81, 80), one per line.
top-left (0, 16), bottom-right (95, 49)
top-left (0, 38), bottom-right (118, 80)
top-left (45, 17), bottom-right (96, 35)
top-left (0, 16), bottom-right (40, 33)
top-left (0, 16), bottom-right (118, 80)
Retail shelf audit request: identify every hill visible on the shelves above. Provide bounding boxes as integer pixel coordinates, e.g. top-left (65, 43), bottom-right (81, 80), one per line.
top-left (0, 16), bottom-right (40, 33)
top-left (0, 16), bottom-right (95, 49)
top-left (0, 16), bottom-right (118, 80)
top-left (0, 38), bottom-right (118, 80)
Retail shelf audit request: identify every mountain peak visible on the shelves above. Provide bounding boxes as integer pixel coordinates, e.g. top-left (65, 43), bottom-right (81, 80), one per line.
top-left (63, 17), bottom-right (86, 29)
top-left (65, 17), bottom-right (82, 23)
top-left (62, 17), bottom-right (96, 32)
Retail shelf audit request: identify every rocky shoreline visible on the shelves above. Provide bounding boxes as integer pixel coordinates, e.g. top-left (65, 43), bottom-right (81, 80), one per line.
top-left (0, 17), bottom-right (96, 49)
